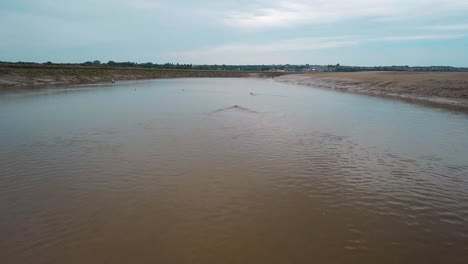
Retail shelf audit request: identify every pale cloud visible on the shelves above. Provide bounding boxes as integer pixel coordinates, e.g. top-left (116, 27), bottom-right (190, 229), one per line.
top-left (1, 0), bottom-right (467, 65)
top-left (172, 33), bottom-right (467, 63)
top-left (429, 24), bottom-right (468, 31)
top-left (381, 34), bottom-right (466, 41)
top-left (224, 0), bottom-right (468, 29)
top-left (173, 36), bottom-right (359, 62)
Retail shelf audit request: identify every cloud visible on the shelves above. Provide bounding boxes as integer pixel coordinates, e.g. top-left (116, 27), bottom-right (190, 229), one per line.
top-left (381, 34), bottom-right (466, 41)
top-left (169, 37), bottom-right (358, 64)
top-left (1, 0), bottom-right (467, 65)
top-left (224, 0), bottom-right (468, 29)
top-left (172, 36), bottom-right (359, 62)
top-left (428, 24), bottom-right (468, 31)
top-left (171, 33), bottom-right (467, 64)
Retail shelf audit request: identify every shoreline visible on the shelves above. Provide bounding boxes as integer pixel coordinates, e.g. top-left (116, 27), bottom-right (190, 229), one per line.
top-left (2, 66), bottom-right (468, 111)
top-left (275, 72), bottom-right (468, 111)
top-left (0, 65), bottom-right (288, 90)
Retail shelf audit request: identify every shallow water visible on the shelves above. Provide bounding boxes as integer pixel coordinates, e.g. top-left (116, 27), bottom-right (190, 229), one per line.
top-left (1, 78), bottom-right (468, 263)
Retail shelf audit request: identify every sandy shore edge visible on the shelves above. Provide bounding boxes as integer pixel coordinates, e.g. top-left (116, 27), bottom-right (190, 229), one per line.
top-left (3, 67), bottom-right (468, 111)
top-left (275, 72), bottom-right (468, 110)
top-left (0, 66), bottom-right (288, 90)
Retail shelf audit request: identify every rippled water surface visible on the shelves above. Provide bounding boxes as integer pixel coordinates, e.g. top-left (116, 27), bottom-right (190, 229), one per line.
top-left (1, 78), bottom-right (468, 263)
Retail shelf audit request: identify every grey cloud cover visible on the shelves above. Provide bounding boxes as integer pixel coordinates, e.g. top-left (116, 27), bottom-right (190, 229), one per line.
top-left (1, 0), bottom-right (468, 66)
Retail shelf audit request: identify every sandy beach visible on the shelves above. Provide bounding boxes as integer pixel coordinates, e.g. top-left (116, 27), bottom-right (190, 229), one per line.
top-left (275, 72), bottom-right (468, 109)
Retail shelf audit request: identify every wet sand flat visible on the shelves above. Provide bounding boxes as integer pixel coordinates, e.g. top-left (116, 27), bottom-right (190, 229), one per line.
top-left (275, 72), bottom-right (468, 108)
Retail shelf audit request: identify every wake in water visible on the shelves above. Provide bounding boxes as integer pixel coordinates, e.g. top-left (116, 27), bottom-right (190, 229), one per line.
top-left (207, 105), bottom-right (258, 114)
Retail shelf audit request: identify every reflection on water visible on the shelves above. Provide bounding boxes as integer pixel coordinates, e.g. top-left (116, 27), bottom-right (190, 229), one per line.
top-left (1, 78), bottom-right (468, 264)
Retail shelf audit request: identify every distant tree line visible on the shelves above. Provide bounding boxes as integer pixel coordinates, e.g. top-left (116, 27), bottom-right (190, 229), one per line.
top-left (1, 60), bottom-right (467, 72)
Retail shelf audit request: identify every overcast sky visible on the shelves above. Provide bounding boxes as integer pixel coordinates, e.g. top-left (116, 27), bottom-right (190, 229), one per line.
top-left (1, 0), bottom-right (468, 66)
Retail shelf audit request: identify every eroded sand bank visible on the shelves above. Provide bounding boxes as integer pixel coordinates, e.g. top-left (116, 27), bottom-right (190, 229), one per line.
top-left (275, 72), bottom-right (468, 109)
top-left (0, 65), bottom-right (287, 89)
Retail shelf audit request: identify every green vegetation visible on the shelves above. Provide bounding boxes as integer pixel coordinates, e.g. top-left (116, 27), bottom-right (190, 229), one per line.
top-left (1, 60), bottom-right (467, 73)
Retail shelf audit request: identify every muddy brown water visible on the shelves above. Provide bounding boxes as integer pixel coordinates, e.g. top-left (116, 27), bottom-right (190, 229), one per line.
top-left (1, 78), bottom-right (468, 263)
